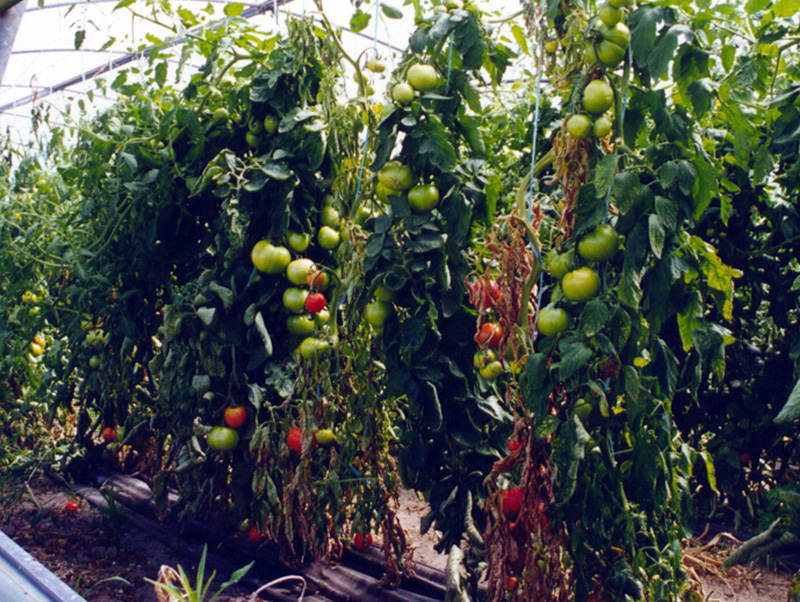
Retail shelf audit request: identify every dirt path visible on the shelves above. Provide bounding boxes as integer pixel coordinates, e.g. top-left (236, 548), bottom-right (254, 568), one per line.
top-left (0, 479), bottom-right (793, 602)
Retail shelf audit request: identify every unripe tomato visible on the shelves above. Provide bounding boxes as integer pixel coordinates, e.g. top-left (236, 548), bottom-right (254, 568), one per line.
top-left (600, 22), bottom-right (631, 49)
top-left (365, 300), bottom-right (391, 331)
top-left (407, 184), bottom-right (440, 212)
top-left (298, 337), bottom-right (330, 359)
top-left (245, 131), bottom-right (260, 148)
top-left (374, 285), bottom-right (396, 302)
top-left (33, 334), bottom-right (45, 347)
top-left (377, 161), bottom-right (414, 192)
top-left (561, 267), bottom-right (602, 302)
top-left (286, 258), bottom-right (316, 285)
top-left (537, 306), bottom-right (570, 337)
top-left (392, 82), bottom-right (415, 105)
top-left (224, 406), bottom-right (247, 429)
top-left (406, 64), bottom-right (438, 91)
top-left (583, 80), bottom-right (614, 115)
top-left (480, 359), bottom-right (504, 380)
top-left (598, 2), bottom-right (624, 26)
top-left (593, 114), bottom-right (613, 138)
top-left (305, 292), bottom-right (326, 314)
top-left (567, 114), bottom-right (592, 140)
top-left (476, 322), bottom-right (504, 349)
top-left (262, 114), bottom-right (279, 134)
top-left (544, 39), bottom-right (559, 53)
top-left (321, 205), bottom-right (341, 228)
top-left (287, 314), bottom-right (316, 336)
top-left (29, 341), bottom-right (43, 357)
top-left (212, 107), bottom-right (229, 122)
top-left (577, 224), bottom-right (619, 262)
top-left (307, 269), bottom-right (330, 291)
top-left (101, 426), bottom-right (117, 442)
top-left (315, 428), bottom-right (336, 446)
top-left (89, 355), bottom-right (101, 369)
top-left (594, 40), bottom-right (626, 68)
top-left (207, 426), bottom-right (240, 452)
top-left (248, 118), bottom-right (264, 134)
top-left (283, 288), bottom-right (309, 314)
top-left (500, 488), bottom-right (524, 517)
top-left (317, 226), bottom-right (340, 250)
top-left (365, 57), bottom-right (386, 73)
top-left (251, 241), bottom-right (291, 274)
top-left (545, 248), bottom-right (574, 279)
top-left (574, 399), bottom-right (593, 421)
top-left (353, 532), bottom-right (373, 550)
top-left (286, 231), bottom-right (311, 253)
top-left (608, 0), bottom-right (631, 6)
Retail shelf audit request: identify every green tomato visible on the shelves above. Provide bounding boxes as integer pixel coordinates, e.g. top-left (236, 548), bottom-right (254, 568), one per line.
top-left (248, 118), bottom-right (264, 134)
top-left (365, 58), bottom-right (386, 73)
top-left (562, 267), bottom-right (602, 302)
top-left (286, 258), bottom-right (316, 285)
top-left (566, 114), bottom-right (593, 140)
top-left (89, 355), bottom-right (101, 369)
top-left (474, 349), bottom-right (497, 370)
top-left (315, 428), bottom-right (336, 446)
top-left (600, 22), bottom-right (631, 49)
top-left (286, 231), bottom-right (311, 253)
top-left (207, 426), bottom-right (240, 452)
top-left (537, 306), bottom-right (570, 337)
top-left (263, 114), bottom-right (279, 134)
top-left (593, 114), bottom-right (613, 138)
top-left (544, 39), bottom-right (559, 53)
top-left (283, 288), bottom-right (309, 314)
top-left (595, 40), bottom-right (627, 68)
top-left (598, 2), bottom-right (624, 26)
top-left (317, 226), bottom-right (340, 250)
top-left (374, 285), bottom-right (395, 302)
top-left (392, 82), bottom-right (415, 105)
top-left (314, 308), bottom-right (330, 326)
top-left (574, 399), bottom-right (593, 421)
top-left (212, 107), bottom-right (229, 122)
top-left (245, 131), bottom-right (261, 148)
top-left (365, 300), bottom-right (391, 331)
top-left (406, 64), bottom-right (438, 91)
top-left (577, 224), bottom-right (619, 262)
top-left (608, 0), bottom-right (632, 6)
top-left (298, 337), bottom-right (330, 359)
top-left (287, 314), bottom-right (316, 336)
top-left (251, 241), bottom-right (291, 274)
top-left (407, 184), bottom-right (440, 212)
top-left (377, 161), bottom-right (414, 192)
top-left (545, 248), bottom-right (574, 279)
top-left (321, 205), bottom-right (341, 228)
top-left (583, 80), bottom-right (614, 115)
top-left (480, 360), bottom-right (504, 380)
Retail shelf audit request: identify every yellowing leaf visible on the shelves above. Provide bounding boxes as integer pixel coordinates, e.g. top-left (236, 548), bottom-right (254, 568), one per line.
top-left (689, 236), bottom-right (743, 320)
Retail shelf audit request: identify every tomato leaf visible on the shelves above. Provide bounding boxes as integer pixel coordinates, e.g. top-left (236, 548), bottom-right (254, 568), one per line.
top-left (648, 214), bottom-right (665, 259)
top-left (349, 9), bottom-right (371, 34)
top-left (772, 0), bottom-right (800, 17)
top-left (380, 3), bottom-right (404, 19)
top-left (613, 172), bottom-right (640, 216)
top-left (579, 299), bottom-right (610, 338)
top-left (520, 353), bottom-right (551, 416)
top-left (557, 336), bottom-right (594, 381)
top-left (551, 416), bottom-right (589, 503)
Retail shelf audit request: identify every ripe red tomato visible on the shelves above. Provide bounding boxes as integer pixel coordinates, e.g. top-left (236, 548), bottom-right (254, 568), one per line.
top-left (468, 278), bottom-right (500, 308)
top-left (248, 526), bottom-right (268, 544)
top-left (476, 322), bottom-right (503, 349)
top-left (287, 426), bottom-right (316, 453)
top-left (305, 292), bottom-right (326, 314)
top-left (65, 500), bottom-right (79, 514)
top-left (500, 488), bottom-right (524, 517)
top-left (508, 437), bottom-right (522, 453)
top-left (101, 426), bottom-right (117, 443)
top-left (353, 532), bottom-right (373, 550)
top-left (508, 577), bottom-right (518, 589)
top-left (224, 406), bottom-right (247, 429)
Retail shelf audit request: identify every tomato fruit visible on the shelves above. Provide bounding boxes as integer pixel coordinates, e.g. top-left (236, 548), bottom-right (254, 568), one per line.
top-left (305, 292), bottom-right (326, 314)
top-left (212, 107), bottom-right (229, 122)
top-left (593, 114), bottom-right (613, 138)
top-left (263, 114), bottom-right (279, 134)
top-left (30, 341), bottom-right (43, 357)
top-left (545, 248), bottom-right (573, 279)
top-left (298, 337), bottom-right (330, 359)
top-left (608, 0), bottom-right (631, 6)
top-left (365, 57), bottom-right (386, 73)
top-left (567, 114), bottom-right (592, 140)
top-left (248, 526), bottom-right (268, 544)
top-left (224, 406), bottom-right (247, 429)
top-left (353, 532), bottom-right (373, 550)
top-left (283, 288), bottom-right (309, 314)
top-left (101, 426), bottom-right (117, 442)
top-left (508, 577), bottom-right (518, 589)
top-left (537, 305), bottom-right (570, 337)
top-left (315, 428), bottom-right (336, 446)
top-left (287, 315), bottom-right (316, 336)
top-left (598, 2), bottom-right (624, 26)
top-left (245, 131), bottom-right (260, 148)
top-left (33, 334), bottom-right (45, 347)
top-left (468, 278), bottom-right (501, 308)
top-left (583, 80), bottom-right (614, 115)
top-left (286, 258), bottom-right (316, 285)
top-left (508, 436), bottom-right (522, 453)
top-left (321, 205), bottom-right (341, 228)
top-left (317, 225), bottom-right (340, 250)
top-left (287, 426), bottom-right (302, 453)
top-left (480, 359), bottom-right (504, 380)
top-left (286, 231), bottom-right (311, 253)
top-left (501, 488), bottom-right (524, 517)
top-left (65, 500), bottom-right (79, 514)
top-left (248, 118), bottom-right (264, 134)
top-left (574, 400), bottom-right (592, 421)
top-left (252, 241), bottom-right (291, 274)
top-left (207, 426), bottom-right (240, 452)
top-left (407, 184), bottom-right (440, 212)
top-left (561, 267), bottom-right (601, 302)
top-left (544, 39), bottom-right (558, 53)
top-left (374, 285), bottom-right (395, 302)
top-left (476, 322), bottom-right (503, 349)
top-left (407, 63), bottom-right (438, 91)
top-left (314, 308), bottom-right (330, 326)
top-left (600, 22), bottom-right (631, 49)
top-left (307, 269), bottom-right (330, 291)
top-left (377, 161), bottom-right (414, 192)
top-left (392, 82), bottom-right (415, 105)
top-left (365, 300), bottom-right (391, 331)
top-left (577, 223), bottom-right (619, 262)
top-left (89, 355), bottom-right (101, 369)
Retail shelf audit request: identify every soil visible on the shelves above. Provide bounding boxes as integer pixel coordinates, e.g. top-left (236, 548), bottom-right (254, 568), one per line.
top-left (0, 478), bottom-right (794, 602)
